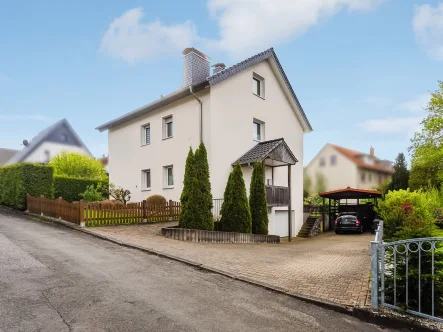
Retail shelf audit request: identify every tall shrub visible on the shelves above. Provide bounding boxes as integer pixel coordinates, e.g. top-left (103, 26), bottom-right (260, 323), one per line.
top-left (0, 164), bottom-right (53, 210)
top-left (180, 147), bottom-right (195, 228)
top-left (49, 152), bottom-right (107, 180)
top-left (220, 164), bottom-right (252, 233)
top-left (249, 162), bottom-right (268, 234)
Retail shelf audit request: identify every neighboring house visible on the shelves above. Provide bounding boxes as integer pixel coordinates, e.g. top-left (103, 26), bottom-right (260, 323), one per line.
top-left (97, 47), bottom-right (312, 237)
top-left (5, 118), bottom-right (93, 165)
top-left (305, 144), bottom-right (394, 193)
top-left (0, 148), bottom-right (18, 166)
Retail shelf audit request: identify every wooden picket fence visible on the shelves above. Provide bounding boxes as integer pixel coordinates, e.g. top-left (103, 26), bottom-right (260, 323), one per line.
top-left (26, 194), bottom-right (180, 227)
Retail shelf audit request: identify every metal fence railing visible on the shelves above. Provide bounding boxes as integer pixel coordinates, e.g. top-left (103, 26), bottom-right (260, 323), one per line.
top-left (212, 198), bottom-right (223, 220)
top-left (371, 220), bottom-right (443, 322)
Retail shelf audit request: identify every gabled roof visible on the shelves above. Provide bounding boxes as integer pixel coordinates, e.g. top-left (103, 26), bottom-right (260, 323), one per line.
top-left (6, 119), bottom-right (92, 165)
top-left (0, 148), bottom-right (18, 166)
top-left (233, 138), bottom-right (298, 166)
top-left (96, 48), bottom-right (312, 133)
top-left (330, 144), bottom-right (394, 174)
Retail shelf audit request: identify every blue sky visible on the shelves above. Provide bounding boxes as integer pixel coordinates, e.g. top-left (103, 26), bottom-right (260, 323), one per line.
top-left (1, 0), bottom-right (442, 165)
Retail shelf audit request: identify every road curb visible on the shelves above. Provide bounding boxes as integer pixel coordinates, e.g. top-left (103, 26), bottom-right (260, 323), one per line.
top-left (21, 211), bottom-right (441, 331)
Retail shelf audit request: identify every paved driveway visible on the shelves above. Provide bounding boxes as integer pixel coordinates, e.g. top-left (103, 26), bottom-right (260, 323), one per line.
top-left (89, 222), bottom-right (372, 306)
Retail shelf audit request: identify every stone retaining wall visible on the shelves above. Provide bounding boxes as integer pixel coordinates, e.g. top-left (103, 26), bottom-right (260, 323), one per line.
top-left (161, 227), bottom-right (280, 244)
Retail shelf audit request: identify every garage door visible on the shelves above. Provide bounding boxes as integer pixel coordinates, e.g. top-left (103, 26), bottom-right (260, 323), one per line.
top-left (274, 211), bottom-right (293, 237)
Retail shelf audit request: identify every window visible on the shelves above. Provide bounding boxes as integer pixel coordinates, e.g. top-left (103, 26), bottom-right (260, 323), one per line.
top-left (164, 165), bottom-right (174, 188)
top-left (44, 150), bottom-right (50, 163)
top-left (319, 157), bottom-right (326, 167)
top-left (61, 133), bottom-right (68, 142)
top-left (252, 119), bottom-right (264, 141)
top-left (141, 124), bottom-right (151, 145)
top-left (368, 173), bottom-right (372, 182)
top-left (330, 155), bottom-right (337, 165)
top-left (361, 172), bottom-right (366, 182)
top-left (163, 116), bottom-right (173, 139)
top-left (252, 73), bottom-right (265, 98)
top-left (141, 169), bottom-right (151, 190)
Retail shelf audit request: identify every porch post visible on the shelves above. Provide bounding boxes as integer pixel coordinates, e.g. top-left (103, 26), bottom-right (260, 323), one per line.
top-left (288, 164), bottom-right (292, 242)
top-left (271, 166), bottom-right (274, 186)
top-left (328, 198), bottom-right (331, 230)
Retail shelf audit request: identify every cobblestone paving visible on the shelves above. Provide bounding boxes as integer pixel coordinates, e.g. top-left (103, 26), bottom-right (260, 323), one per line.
top-left (89, 223), bottom-right (372, 307)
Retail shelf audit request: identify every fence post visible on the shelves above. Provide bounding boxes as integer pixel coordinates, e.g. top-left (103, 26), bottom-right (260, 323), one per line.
top-left (169, 200), bottom-right (173, 221)
top-left (40, 195), bottom-right (43, 216)
top-left (57, 197), bottom-right (62, 219)
top-left (79, 200), bottom-right (85, 227)
top-left (371, 240), bottom-right (379, 309)
top-left (142, 200), bottom-right (147, 222)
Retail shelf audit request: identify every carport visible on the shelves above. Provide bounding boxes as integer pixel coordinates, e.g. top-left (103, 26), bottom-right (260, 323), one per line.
top-left (319, 187), bottom-right (382, 231)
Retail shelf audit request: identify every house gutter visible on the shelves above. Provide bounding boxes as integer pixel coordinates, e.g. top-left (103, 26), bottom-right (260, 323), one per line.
top-left (190, 86), bottom-right (203, 144)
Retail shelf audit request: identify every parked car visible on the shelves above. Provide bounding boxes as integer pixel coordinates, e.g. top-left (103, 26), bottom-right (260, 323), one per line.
top-left (334, 212), bottom-right (363, 234)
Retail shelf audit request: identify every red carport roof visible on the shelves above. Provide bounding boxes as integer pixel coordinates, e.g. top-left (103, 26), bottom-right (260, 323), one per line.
top-left (319, 187), bottom-right (382, 199)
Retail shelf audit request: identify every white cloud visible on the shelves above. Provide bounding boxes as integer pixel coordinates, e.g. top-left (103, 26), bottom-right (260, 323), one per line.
top-left (413, 3), bottom-right (443, 61)
top-left (101, 1), bottom-right (385, 62)
top-left (100, 8), bottom-right (199, 64)
top-left (0, 114), bottom-right (53, 121)
top-left (398, 93), bottom-right (430, 114)
top-left (358, 117), bottom-right (422, 135)
top-left (207, 0), bottom-right (385, 57)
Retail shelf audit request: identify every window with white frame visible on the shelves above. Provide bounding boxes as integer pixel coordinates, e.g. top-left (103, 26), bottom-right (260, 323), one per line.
top-left (330, 155), bottom-right (337, 165)
top-left (141, 169), bottom-right (151, 190)
top-left (252, 73), bottom-right (265, 98)
top-left (319, 157), bottom-right (326, 167)
top-left (164, 165), bottom-right (174, 188)
top-left (141, 123), bottom-right (150, 145)
top-left (163, 116), bottom-right (173, 139)
top-left (252, 119), bottom-right (264, 141)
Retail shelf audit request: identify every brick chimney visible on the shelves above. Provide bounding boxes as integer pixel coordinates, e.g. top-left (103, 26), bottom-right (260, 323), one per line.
top-left (370, 146), bottom-right (374, 156)
top-left (212, 63), bottom-right (226, 75)
top-left (182, 48), bottom-right (210, 87)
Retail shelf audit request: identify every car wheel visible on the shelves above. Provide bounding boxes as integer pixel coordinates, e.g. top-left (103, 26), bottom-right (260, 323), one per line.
top-left (335, 230), bottom-right (340, 235)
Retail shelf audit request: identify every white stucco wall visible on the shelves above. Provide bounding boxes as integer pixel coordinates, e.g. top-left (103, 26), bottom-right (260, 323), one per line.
top-left (24, 142), bottom-right (90, 164)
top-left (108, 90), bottom-right (209, 202)
top-left (209, 59), bottom-right (306, 237)
top-left (305, 144), bottom-right (358, 192)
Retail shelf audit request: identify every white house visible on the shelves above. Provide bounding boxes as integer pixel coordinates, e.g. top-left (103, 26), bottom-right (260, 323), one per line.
top-left (97, 48), bottom-right (312, 237)
top-left (305, 144), bottom-right (394, 193)
top-left (5, 118), bottom-right (93, 165)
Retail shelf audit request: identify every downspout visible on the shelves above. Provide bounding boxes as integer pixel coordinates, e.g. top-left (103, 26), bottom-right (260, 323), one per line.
top-left (190, 86), bottom-right (203, 144)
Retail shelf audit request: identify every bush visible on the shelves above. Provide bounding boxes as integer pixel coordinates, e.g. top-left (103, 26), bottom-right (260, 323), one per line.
top-left (54, 176), bottom-right (108, 202)
top-left (49, 152), bottom-right (107, 180)
top-left (220, 164), bottom-right (252, 233)
top-left (249, 162), bottom-right (268, 235)
top-left (80, 184), bottom-right (104, 202)
top-left (0, 163), bottom-right (54, 210)
top-left (147, 195), bottom-right (167, 206)
top-left (180, 144), bottom-right (214, 231)
top-left (108, 183), bottom-right (131, 205)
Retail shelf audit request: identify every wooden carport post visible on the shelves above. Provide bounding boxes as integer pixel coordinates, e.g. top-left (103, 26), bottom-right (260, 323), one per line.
top-left (322, 197), bottom-right (325, 232)
top-left (288, 164), bottom-right (292, 242)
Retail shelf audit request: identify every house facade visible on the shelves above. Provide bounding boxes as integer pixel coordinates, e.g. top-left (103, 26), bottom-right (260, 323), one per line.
top-left (5, 119), bottom-right (93, 165)
top-left (305, 144), bottom-right (394, 193)
top-left (97, 48), bottom-right (312, 237)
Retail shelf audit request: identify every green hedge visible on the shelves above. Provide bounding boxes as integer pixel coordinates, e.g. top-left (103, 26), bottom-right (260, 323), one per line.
top-left (0, 163), bottom-right (54, 210)
top-left (54, 176), bottom-right (108, 202)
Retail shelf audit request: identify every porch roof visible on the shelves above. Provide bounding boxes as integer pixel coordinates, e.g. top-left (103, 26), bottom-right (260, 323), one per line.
top-left (319, 187), bottom-right (382, 200)
top-left (232, 138), bottom-right (298, 167)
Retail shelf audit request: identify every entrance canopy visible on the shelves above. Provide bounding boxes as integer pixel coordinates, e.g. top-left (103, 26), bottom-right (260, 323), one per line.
top-left (232, 138), bottom-right (298, 167)
top-left (319, 187), bottom-right (382, 200)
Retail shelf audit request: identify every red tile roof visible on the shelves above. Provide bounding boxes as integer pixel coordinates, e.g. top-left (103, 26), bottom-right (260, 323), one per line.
top-left (331, 144), bottom-right (394, 174)
top-left (320, 187), bottom-right (381, 197)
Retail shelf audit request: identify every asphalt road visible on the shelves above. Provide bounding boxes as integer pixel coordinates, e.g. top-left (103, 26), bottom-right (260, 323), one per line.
top-left (0, 209), bottom-right (402, 332)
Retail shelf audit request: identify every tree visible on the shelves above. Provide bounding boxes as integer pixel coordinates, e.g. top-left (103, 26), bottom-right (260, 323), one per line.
top-left (303, 171), bottom-right (312, 199)
top-left (49, 152), bottom-right (107, 180)
top-left (179, 144), bottom-right (213, 230)
top-left (409, 82), bottom-right (443, 190)
top-left (390, 153), bottom-right (410, 191)
top-left (179, 148), bottom-right (194, 228)
top-left (192, 143), bottom-right (214, 230)
top-left (108, 183), bottom-right (131, 205)
top-left (220, 164), bottom-right (252, 233)
top-left (249, 162), bottom-right (269, 235)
